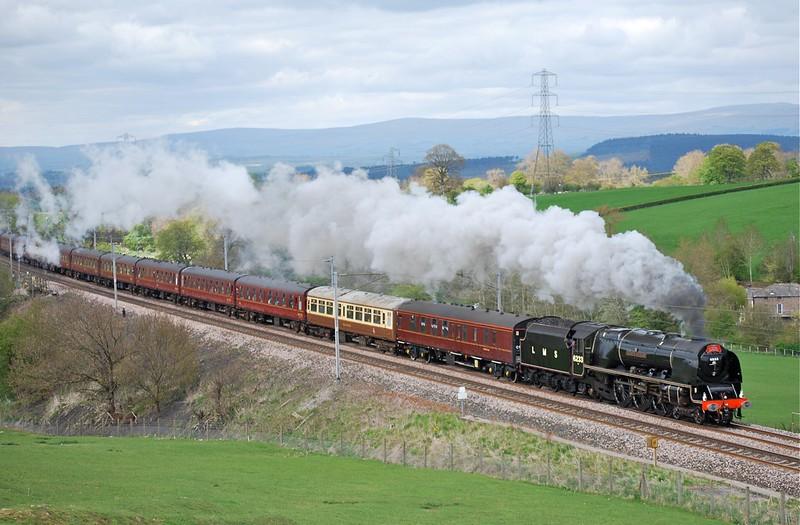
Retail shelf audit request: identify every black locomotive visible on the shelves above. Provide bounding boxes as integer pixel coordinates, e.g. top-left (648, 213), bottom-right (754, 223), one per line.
top-left (518, 318), bottom-right (748, 424)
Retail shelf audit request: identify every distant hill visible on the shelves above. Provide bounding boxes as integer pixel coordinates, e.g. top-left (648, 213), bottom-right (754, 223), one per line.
top-left (0, 103), bottom-right (796, 176)
top-left (584, 133), bottom-right (800, 172)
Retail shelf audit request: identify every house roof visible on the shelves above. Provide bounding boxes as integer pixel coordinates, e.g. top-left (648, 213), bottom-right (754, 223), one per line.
top-left (747, 283), bottom-right (800, 299)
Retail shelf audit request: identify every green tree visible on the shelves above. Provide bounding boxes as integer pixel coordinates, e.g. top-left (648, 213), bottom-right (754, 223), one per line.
top-left (699, 144), bottom-right (746, 184)
top-left (389, 283), bottom-right (431, 301)
top-left (123, 222), bottom-right (156, 253)
top-left (155, 218), bottom-right (206, 264)
top-left (628, 306), bottom-right (679, 333)
top-left (508, 171), bottom-right (530, 194)
top-left (422, 144), bottom-right (464, 196)
top-left (786, 157), bottom-right (799, 178)
top-left (462, 177), bottom-right (493, 195)
top-left (706, 308), bottom-right (737, 340)
top-left (745, 142), bottom-right (782, 180)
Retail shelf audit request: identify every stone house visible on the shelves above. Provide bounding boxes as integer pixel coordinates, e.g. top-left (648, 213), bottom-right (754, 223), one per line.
top-left (746, 283), bottom-right (800, 318)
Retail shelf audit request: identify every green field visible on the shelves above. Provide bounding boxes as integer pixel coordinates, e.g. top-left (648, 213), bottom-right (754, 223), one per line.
top-left (615, 182), bottom-right (799, 253)
top-left (534, 182), bottom-right (766, 214)
top-left (738, 353), bottom-right (800, 430)
top-left (0, 431), bottom-right (724, 525)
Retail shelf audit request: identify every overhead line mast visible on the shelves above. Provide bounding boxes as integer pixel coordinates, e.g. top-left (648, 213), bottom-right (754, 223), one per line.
top-left (530, 69), bottom-right (558, 198)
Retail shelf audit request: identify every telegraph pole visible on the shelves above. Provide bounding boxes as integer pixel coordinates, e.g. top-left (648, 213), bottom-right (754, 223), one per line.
top-left (110, 232), bottom-right (118, 312)
top-left (530, 69), bottom-right (558, 197)
top-left (223, 233), bottom-right (229, 271)
top-left (496, 271), bottom-right (502, 312)
top-left (327, 256), bottom-right (341, 382)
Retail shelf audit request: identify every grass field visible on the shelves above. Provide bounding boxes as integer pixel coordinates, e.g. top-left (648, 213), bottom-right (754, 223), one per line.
top-left (738, 352), bottom-right (800, 430)
top-left (534, 181), bottom-right (766, 214)
top-left (0, 431), bottom-right (725, 525)
top-left (614, 182), bottom-right (799, 253)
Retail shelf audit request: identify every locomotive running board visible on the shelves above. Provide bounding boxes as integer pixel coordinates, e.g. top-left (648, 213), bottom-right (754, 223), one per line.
top-left (583, 365), bottom-right (691, 389)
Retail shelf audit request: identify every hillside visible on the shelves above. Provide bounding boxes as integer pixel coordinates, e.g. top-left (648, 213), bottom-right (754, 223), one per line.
top-left (584, 133), bottom-right (800, 172)
top-left (0, 103), bottom-right (796, 173)
top-left (615, 182), bottom-right (799, 253)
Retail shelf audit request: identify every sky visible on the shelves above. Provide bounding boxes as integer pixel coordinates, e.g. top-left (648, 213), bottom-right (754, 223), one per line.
top-left (1, 0), bottom-right (798, 147)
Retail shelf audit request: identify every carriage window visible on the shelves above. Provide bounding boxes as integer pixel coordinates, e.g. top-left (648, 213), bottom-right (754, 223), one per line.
top-left (268, 291), bottom-right (273, 304)
top-left (420, 317), bottom-right (427, 333)
top-left (431, 318), bottom-right (438, 335)
top-left (473, 328), bottom-right (478, 342)
top-left (491, 331), bottom-right (497, 345)
top-left (309, 300), bottom-right (317, 313)
top-left (382, 312), bottom-right (387, 326)
top-left (346, 305), bottom-right (354, 319)
top-left (355, 306), bottom-right (362, 321)
top-left (364, 309), bottom-right (373, 323)
top-left (281, 294), bottom-right (286, 306)
top-left (409, 315), bottom-right (416, 330)
top-left (327, 302), bottom-right (333, 315)
top-left (442, 320), bottom-right (449, 337)
top-left (483, 329), bottom-right (489, 344)
top-left (290, 296), bottom-right (296, 308)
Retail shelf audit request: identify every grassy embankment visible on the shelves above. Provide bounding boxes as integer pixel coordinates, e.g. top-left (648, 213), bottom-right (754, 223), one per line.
top-left (0, 430), bottom-right (726, 525)
top-left (737, 352), bottom-right (800, 430)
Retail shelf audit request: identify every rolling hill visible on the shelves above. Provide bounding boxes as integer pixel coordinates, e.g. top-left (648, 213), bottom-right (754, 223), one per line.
top-left (0, 103), bottom-right (797, 173)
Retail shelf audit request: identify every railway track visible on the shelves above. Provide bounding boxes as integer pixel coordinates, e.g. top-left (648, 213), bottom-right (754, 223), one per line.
top-left (14, 260), bottom-right (800, 474)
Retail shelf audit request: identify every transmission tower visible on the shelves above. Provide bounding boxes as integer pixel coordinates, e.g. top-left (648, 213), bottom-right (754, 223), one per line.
top-left (530, 69), bottom-right (558, 197)
top-left (385, 147), bottom-right (399, 179)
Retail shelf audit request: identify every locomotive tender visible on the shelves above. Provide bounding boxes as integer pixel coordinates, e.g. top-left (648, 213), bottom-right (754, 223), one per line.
top-left (3, 233), bottom-right (749, 425)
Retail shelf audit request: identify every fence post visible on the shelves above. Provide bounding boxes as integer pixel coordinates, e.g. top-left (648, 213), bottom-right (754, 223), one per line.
top-left (744, 486), bottom-right (750, 525)
top-left (546, 451), bottom-right (552, 485)
top-left (518, 454), bottom-right (523, 480)
top-left (607, 458), bottom-right (613, 494)
top-left (780, 491), bottom-right (786, 524)
top-left (172, 416), bottom-right (176, 439)
top-left (383, 438), bottom-right (387, 463)
top-left (577, 457), bottom-right (583, 492)
top-left (280, 426), bottom-right (284, 446)
top-left (676, 472), bottom-right (683, 506)
top-left (424, 444), bottom-right (428, 468)
top-left (449, 441), bottom-right (454, 471)
top-left (478, 450), bottom-right (483, 473)
top-left (639, 464), bottom-right (648, 500)
top-left (157, 417), bottom-right (160, 436)
top-left (361, 436), bottom-right (365, 458)
top-left (340, 435), bottom-right (344, 454)
top-left (402, 440), bottom-right (406, 466)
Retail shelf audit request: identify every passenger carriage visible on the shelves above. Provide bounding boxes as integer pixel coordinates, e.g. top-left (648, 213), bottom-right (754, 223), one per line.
top-left (305, 287), bottom-right (408, 350)
top-left (234, 275), bottom-right (310, 329)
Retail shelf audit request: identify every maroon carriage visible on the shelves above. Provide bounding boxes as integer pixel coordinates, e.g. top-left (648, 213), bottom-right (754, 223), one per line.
top-left (234, 275), bottom-right (311, 327)
top-left (134, 259), bottom-right (186, 299)
top-left (396, 302), bottom-right (534, 379)
top-left (69, 247), bottom-right (106, 281)
top-left (180, 266), bottom-right (242, 311)
top-left (99, 253), bottom-right (142, 289)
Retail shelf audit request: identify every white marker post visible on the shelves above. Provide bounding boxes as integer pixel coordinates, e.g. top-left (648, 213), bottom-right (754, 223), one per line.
top-left (457, 386), bottom-right (468, 416)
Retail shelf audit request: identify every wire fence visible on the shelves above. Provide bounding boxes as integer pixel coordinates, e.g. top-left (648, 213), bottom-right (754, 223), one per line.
top-left (723, 343), bottom-right (800, 358)
top-left (1, 418), bottom-right (797, 525)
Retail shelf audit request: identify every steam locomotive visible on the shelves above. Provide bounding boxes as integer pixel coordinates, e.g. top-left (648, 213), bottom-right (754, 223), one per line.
top-left (1, 233), bottom-right (749, 425)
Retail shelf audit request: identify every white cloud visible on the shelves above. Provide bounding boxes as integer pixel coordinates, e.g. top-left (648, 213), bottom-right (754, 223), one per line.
top-left (0, 0), bottom-right (796, 146)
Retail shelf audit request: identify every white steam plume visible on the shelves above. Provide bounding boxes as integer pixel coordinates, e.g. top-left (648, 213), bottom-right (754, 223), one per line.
top-left (14, 142), bottom-right (705, 331)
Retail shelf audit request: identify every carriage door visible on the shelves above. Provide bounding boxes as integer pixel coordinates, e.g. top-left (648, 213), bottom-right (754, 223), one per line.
top-left (571, 340), bottom-right (585, 377)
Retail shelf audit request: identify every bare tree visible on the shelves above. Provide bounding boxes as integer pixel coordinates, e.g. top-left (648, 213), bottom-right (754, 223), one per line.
top-left (672, 150), bottom-right (705, 184)
top-left (485, 168), bottom-right (508, 189)
top-left (423, 144), bottom-right (464, 195)
top-left (129, 314), bottom-right (200, 414)
top-left (10, 294), bottom-right (133, 416)
top-left (736, 224), bottom-right (764, 285)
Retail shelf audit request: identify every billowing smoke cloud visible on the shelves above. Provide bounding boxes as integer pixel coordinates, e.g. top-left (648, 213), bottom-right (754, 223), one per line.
top-left (14, 142), bottom-right (705, 331)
